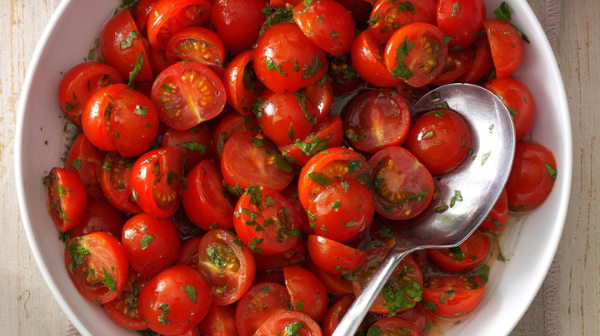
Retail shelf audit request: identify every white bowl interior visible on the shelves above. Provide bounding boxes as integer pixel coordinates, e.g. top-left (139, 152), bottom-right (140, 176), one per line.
top-left (16, 0), bottom-right (572, 335)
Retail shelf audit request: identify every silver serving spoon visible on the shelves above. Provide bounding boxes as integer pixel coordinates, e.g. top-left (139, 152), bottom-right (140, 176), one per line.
top-left (332, 83), bottom-right (516, 336)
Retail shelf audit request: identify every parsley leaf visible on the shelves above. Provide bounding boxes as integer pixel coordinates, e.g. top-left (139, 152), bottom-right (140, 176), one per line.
top-left (128, 53), bottom-right (144, 89)
top-left (182, 284), bottom-right (197, 303)
top-left (391, 37), bottom-right (414, 80)
top-left (140, 234), bottom-right (155, 250)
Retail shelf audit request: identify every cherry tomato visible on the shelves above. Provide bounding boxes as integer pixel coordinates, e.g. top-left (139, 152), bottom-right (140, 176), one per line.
top-left (351, 30), bottom-right (402, 88)
top-left (255, 269), bottom-right (285, 285)
top-left (394, 81), bottom-right (432, 106)
top-left (221, 132), bottom-right (294, 191)
top-left (404, 109), bottom-right (471, 176)
top-left (283, 265), bottom-right (328, 321)
top-left (430, 48), bottom-right (475, 85)
top-left (162, 125), bottom-right (213, 174)
top-left (254, 22), bottom-right (327, 94)
top-left (422, 274), bottom-right (485, 317)
top-left (64, 232), bottom-right (128, 304)
top-left (368, 0), bottom-right (436, 45)
top-left (103, 269), bottom-right (149, 330)
top-left (58, 62), bottom-right (124, 125)
top-left (394, 303), bottom-right (435, 336)
top-left (485, 77), bottom-right (536, 141)
top-left (152, 62), bottom-right (226, 130)
top-left (255, 239), bottom-right (307, 271)
top-left (368, 146), bottom-right (434, 220)
top-left (363, 217), bottom-right (396, 249)
top-left (305, 78), bottom-right (334, 123)
top-left (165, 27), bottom-right (225, 71)
top-left (139, 265), bottom-right (212, 335)
top-left (336, 0), bottom-right (372, 23)
top-left (343, 89), bottom-right (411, 152)
top-left (279, 115), bottom-right (344, 166)
top-left (45, 167), bottom-right (88, 232)
top-left (458, 34), bottom-right (493, 84)
top-left (82, 84), bottom-right (160, 157)
top-left (254, 311), bottom-right (323, 336)
top-left (281, 183), bottom-right (312, 235)
top-left (212, 113), bottom-right (260, 158)
top-left (235, 282), bottom-right (291, 336)
top-left (130, 147), bottom-right (184, 218)
top-left (147, 0), bottom-right (212, 50)
top-left (211, 0), bottom-right (267, 55)
top-left (308, 261), bottom-right (355, 296)
top-left (148, 45), bottom-right (172, 75)
top-left (307, 235), bottom-right (366, 275)
top-left (428, 230), bottom-right (491, 273)
top-left (437, 0), bottom-right (486, 48)
top-left (196, 304), bottom-right (238, 336)
top-left (485, 19), bottom-right (523, 78)
top-left (99, 10), bottom-right (153, 84)
top-left (176, 236), bottom-right (203, 267)
top-left (66, 133), bottom-right (105, 200)
top-left (171, 208), bottom-right (205, 240)
top-left (134, 0), bottom-right (160, 35)
top-left (506, 142), bottom-right (557, 212)
top-left (328, 54), bottom-right (363, 97)
top-left (366, 317), bottom-right (419, 336)
top-left (100, 152), bottom-right (142, 214)
top-left (69, 199), bottom-right (126, 239)
top-left (480, 189), bottom-right (509, 232)
top-left (223, 50), bottom-right (264, 116)
top-left (384, 22), bottom-right (448, 88)
top-left (322, 297), bottom-right (366, 336)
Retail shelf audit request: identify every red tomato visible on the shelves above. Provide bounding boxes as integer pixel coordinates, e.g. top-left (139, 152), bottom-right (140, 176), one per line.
top-left (343, 89), bottom-right (411, 152)
top-left (45, 167), bottom-right (88, 232)
top-left (308, 261), bottom-right (355, 296)
top-left (176, 236), bottom-right (203, 267)
top-left (293, 0), bottom-right (355, 56)
top-left (196, 304), bottom-right (238, 336)
top-left (255, 239), bottom-right (307, 271)
top-left (99, 10), bottom-right (153, 84)
top-left (279, 115), bottom-right (344, 166)
top-left (363, 217), bottom-right (396, 249)
top-left (307, 235), bottom-right (366, 275)
top-left (254, 22), bottom-right (327, 94)
top-left (139, 265), bottom-right (212, 335)
top-left (458, 34), bottom-right (493, 84)
top-left (70, 199), bottom-right (126, 239)
top-left (480, 189), bottom-right (509, 232)
top-left (151, 62), bottom-right (226, 130)
top-left (100, 152), bottom-right (142, 214)
top-left (148, 45), bottom-right (172, 75)
top-left (305, 78), bottom-right (334, 123)
top-left (254, 311), bottom-right (323, 336)
top-left (211, 0), bottom-right (267, 55)
top-left (430, 48), bottom-right (475, 85)
top-left (270, 0), bottom-right (301, 6)
top-left (328, 54), bottom-right (364, 97)
top-left (255, 269), bottom-right (285, 285)
top-left (404, 109), bottom-right (471, 176)
top-left (221, 132), bottom-right (294, 191)
top-left (64, 232), bottom-right (128, 304)
top-left (322, 297), bottom-right (366, 336)
top-left (394, 81), bottom-right (432, 106)
top-left (394, 303), bottom-right (435, 336)
top-left (162, 125), bottom-right (213, 174)
top-left (58, 62), bottom-right (124, 125)
top-left (485, 19), bottom-right (523, 78)
top-left (281, 183), bottom-right (312, 235)
top-left (366, 317), bottom-right (419, 336)
top-left (122, 213), bottom-right (181, 277)
top-left (335, 0), bottom-right (372, 23)
top-left (66, 133), bottom-right (105, 200)
top-left (368, 146), bottom-right (434, 220)
top-left (485, 77), bottom-right (536, 141)
top-left (223, 50), bottom-right (264, 116)
top-left (233, 186), bottom-right (301, 255)
top-left (103, 269), bottom-right (149, 330)
top-left (353, 250), bottom-right (423, 315)
top-left (235, 282), bottom-right (292, 336)
top-left (283, 266), bottom-right (328, 321)
top-left (212, 113), bottom-right (261, 158)
top-left (171, 208), bottom-right (205, 239)
top-left (135, 0), bottom-right (160, 35)
top-left (165, 27), bottom-right (225, 71)
top-left (506, 142), bottom-right (557, 212)
top-left (422, 274), bottom-right (485, 317)
top-left (384, 22), bottom-right (448, 88)
top-left (437, 0), bottom-right (486, 47)
top-left (351, 30), bottom-right (402, 88)
top-left (368, 0), bottom-right (436, 45)
top-left (147, 0), bottom-right (212, 50)
top-left (130, 147), bottom-right (184, 218)
top-left (428, 230), bottom-right (491, 272)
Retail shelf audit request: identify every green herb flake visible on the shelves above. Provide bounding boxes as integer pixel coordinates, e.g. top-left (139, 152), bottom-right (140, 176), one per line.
top-left (182, 284), bottom-right (197, 303)
top-left (544, 163), bottom-right (557, 180)
top-left (367, 325), bottom-right (383, 336)
top-left (449, 246), bottom-right (464, 262)
top-left (330, 30), bottom-right (340, 40)
top-left (475, 265), bottom-right (490, 283)
top-left (128, 53), bottom-right (144, 89)
top-left (481, 151), bottom-right (491, 165)
top-left (158, 304), bottom-right (171, 324)
top-left (120, 31), bottom-right (139, 50)
top-left (140, 234), bottom-right (155, 250)
top-left (103, 267), bottom-right (117, 291)
top-left (179, 142), bottom-right (207, 155)
top-left (424, 301), bottom-right (438, 311)
top-left (444, 36), bottom-right (455, 45)
top-left (434, 201), bottom-right (449, 213)
top-left (381, 279), bottom-right (422, 315)
top-left (265, 57), bottom-right (287, 76)
top-left (308, 172), bottom-right (333, 186)
top-left (302, 54), bottom-right (325, 80)
top-left (451, 2), bottom-right (461, 17)
top-left (391, 37), bottom-right (414, 80)
top-left (423, 131), bottom-right (435, 139)
top-left (493, 2), bottom-right (512, 21)
top-left (70, 159), bottom-right (82, 170)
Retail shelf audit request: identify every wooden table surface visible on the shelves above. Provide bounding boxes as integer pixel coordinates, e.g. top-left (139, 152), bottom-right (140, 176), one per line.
top-left (1, 0), bottom-right (598, 335)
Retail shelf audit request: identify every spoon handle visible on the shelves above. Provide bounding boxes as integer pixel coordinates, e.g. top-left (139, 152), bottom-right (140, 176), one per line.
top-left (332, 248), bottom-right (414, 336)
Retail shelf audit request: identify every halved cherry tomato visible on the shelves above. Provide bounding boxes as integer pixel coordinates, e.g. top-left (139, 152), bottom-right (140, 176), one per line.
top-left (58, 62), bottom-right (124, 125)
top-left (221, 132), bottom-right (294, 191)
top-left (351, 30), bottom-right (402, 88)
top-left (336, 0), bottom-right (372, 23)
top-left (172, 208), bottom-right (205, 240)
top-left (279, 115), bottom-right (344, 166)
top-left (211, 0), bottom-right (267, 55)
top-left (134, 0), bottom-right (160, 36)
top-left (45, 167), bottom-right (88, 232)
top-left (196, 304), bottom-right (238, 336)
top-left (404, 109), bottom-right (471, 176)
top-left (322, 297), bottom-right (366, 336)
top-left (254, 22), bottom-right (327, 94)
top-left (148, 45), bottom-right (172, 75)
top-left (394, 303), bottom-right (435, 336)
top-left (328, 54), bottom-right (363, 97)
top-left (99, 10), bottom-right (153, 84)
top-left (308, 261), bottom-right (355, 296)
top-left (162, 125), bottom-right (213, 174)
top-left (255, 238), bottom-right (307, 271)
top-left (197, 229), bottom-right (256, 305)
top-left (293, 0), bottom-right (355, 56)
top-left (384, 22), bottom-right (448, 88)
top-left (100, 152), bottom-right (142, 214)
top-left (64, 232), bottom-right (128, 304)
top-left (130, 147), bottom-right (184, 218)
top-left (66, 133), bottom-right (105, 200)
top-left (458, 34), bottom-right (494, 84)
top-left (147, 0), bottom-right (212, 50)
top-left (233, 186), bottom-right (301, 255)
top-left (366, 317), bottom-right (419, 336)
top-left (212, 113), bottom-right (260, 158)
top-left (223, 50), bottom-right (264, 116)
top-left (362, 217), bottom-right (396, 249)
top-left (305, 79), bottom-right (334, 123)
top-left (480, 189), bottom-right (508, 232)
top-left (139, 265), bottom-right (212, 335)
top-left (506, 142), bottom-right (557, 212)
top-left (307, 235), bottom-right (366, 275)
top-left (422, 274), bottom-right (485, 317)
top-left (368, 0), bottom-right (436, 45)
top-left (428, 230), bottom-right (491, 272)
top-left (430, 48), bottom-right (475, 85)
top-left (343, 89), bottom-right (411, 153)
top-left (165, 27), bottom-right (225, 71)
top-left (485, 19), bottom-right (523, 78)
top-left (254, 311), bottom-right (323, 336)
top-left (485, 77), bottom-right (536, 141)
top-left (394, 81), bottom-right (432, 106)
top-left (368, 146), bottom-right (434, 220)
top-left (281, 183), bottom-right (312, 235)
top-left (82, 84), bottom-right (160, 157)
top-left (235, 282), bottom-right (291, 336)
top-left (176, 236), bottom-right (203, 267)
top-left (103, 269), bottom-right (148, 330)
top-left (283, 265), bottom-right (328, 321)
top-left (437, 0), bottom-right (486, 48)
top-left (152, 62), bottom-right (226, 130)
top-left (70, 199), bottom-right (126, 239)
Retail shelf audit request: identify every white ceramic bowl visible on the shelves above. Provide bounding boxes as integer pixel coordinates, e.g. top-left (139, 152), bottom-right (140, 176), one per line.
top-left (16, 0), bottom-right (572, 335)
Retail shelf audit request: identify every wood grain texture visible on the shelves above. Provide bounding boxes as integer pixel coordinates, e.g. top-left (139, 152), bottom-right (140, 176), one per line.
top-left (0, 0), bottom-right (598, 335)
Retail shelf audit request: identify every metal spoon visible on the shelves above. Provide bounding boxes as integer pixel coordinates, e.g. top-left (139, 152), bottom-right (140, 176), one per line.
top-left (332, 83), bottom-right (516, 336)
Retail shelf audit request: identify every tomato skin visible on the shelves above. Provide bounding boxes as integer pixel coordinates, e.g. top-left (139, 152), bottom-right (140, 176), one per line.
top-left (223, 50), bottom-right (264, 116)
top-left (147, 0), bottom-right (212, 50)
top-left (254, 22), bottom-right (327, 94)
top-left (293, 0), bottom-right (355, 56)
top-left (480, 188), bottom-right (508, 232)
top-left (162, 125), bottom-right (213, 174)
top-left (45, 167), bottom-right (88, 232)
top-left (485, 77), bottom-right (536, 141)
top-left (307, 235), bottom-right (366, 275)
top-left (58, 62), bottom-right (124, 125)
top-left (322, 297), bottom-right (357, 336)
top-left (130, 147), bottom-right (184, 218)
top-left (367, 317), bottom-right (419, 336)
top-left (235, 282), bottom-right (292, 336)
top-left (281, 183), bottom-right (312, 235)
top-left (506, 142), bottom-right (557, 212)
top-left (422, 274), bottom-right (485, 317)
top-left (351, 30), bottom-right (402, 88)
top-left (368, 0), bottom-right (436, 45)
top-left (283, 265), bottom-right (328, 321)
top-left (305, 79), bottom-right (334, 123)
top-left (100, 152), bottom-right (142, 214)
top-left (196, 304), bottom-right (239, 336)
top-left (135, 0), bottom-right (160, 35)
top-left (64, 232), bottom-right (129, 304)
top-left (176, 236), bottom-right (203, 267)
top-left (430, 48), bottom-right (475, 85)
top-left (255, 238), bottom-right (307, 271)
top-left (99, 10), bottom-right (153, 84)
top-left (458, 34), bottom-right (493, 84)
top-left (139, 265), bottom-right (212, 335)
top-left (428, 230), bottom-right (491, 273)
top-left (437, 0), bottom-right (486, 48)
top-left (103, 269), bottom-right (149, 330)
top-left (485, 19), bottom-right (523, 78)
top-left (70, 199), bottom-right (126, 239)
top-left (165, 27), bottom-right (225, 70)
top-left (212, 113), bottom-right (260, 158)
top-left (66, 133), bottom-right (105, 200)
top-left (82, 84), bottom-right (160, 158)
top-left (394, 303), bottom-right (435, 336)
top-left (211, 0), bottom-right (267, 56)
top-left (254, 311), bottom-right (323, 336)
top-left (308, 260), bottom-right (355, 296)
top-left (404, 109), bottom-right (471, 176)
top-left (279, 115), bottom-right (344, 166)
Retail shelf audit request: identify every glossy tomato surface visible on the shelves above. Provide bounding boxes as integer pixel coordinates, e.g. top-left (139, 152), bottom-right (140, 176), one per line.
top-left (45, 167), bottom-right (88, 232)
